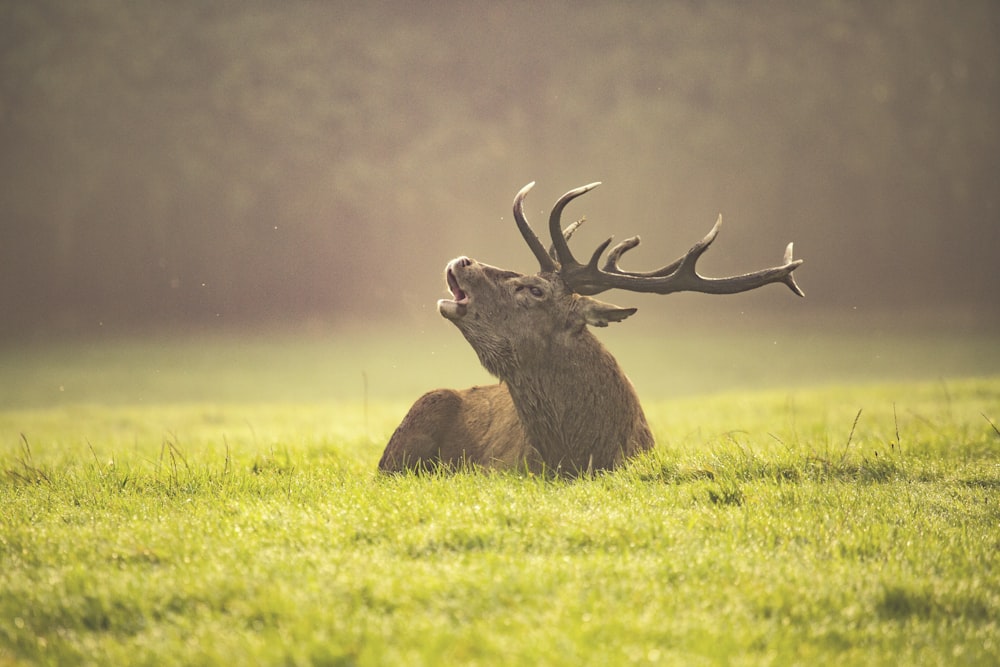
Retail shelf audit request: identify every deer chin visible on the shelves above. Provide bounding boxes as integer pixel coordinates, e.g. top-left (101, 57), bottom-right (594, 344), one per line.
top-left (438, 297), bottom-right (468, 320)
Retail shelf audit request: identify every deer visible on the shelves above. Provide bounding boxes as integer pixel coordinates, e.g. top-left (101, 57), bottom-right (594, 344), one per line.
top-left (378, 181), bottom-right (803, 476)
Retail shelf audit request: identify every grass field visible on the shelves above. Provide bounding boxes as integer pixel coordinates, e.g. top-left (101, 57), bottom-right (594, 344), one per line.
top-left (1, 328), bottom-right (999, 665)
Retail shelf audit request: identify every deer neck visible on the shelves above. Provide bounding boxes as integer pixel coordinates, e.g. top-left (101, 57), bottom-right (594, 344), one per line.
top-left (500, 330), bottom-right (646, 473)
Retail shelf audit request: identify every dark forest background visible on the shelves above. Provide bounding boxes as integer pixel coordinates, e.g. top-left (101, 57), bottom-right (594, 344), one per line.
top-left (2, 0), bottom-right (998, 339)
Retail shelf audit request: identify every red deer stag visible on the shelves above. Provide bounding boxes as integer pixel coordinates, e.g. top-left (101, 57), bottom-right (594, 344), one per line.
top-left (378, 182), bottom-right (803, 475)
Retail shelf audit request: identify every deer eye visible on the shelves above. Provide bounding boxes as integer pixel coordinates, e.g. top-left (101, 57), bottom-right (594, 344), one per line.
top-left (515, 284), bottom-right (545, 298)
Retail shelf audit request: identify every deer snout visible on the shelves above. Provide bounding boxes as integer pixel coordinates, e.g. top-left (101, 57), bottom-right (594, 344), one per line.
top-left (439, 257), bottom-right (473, 322)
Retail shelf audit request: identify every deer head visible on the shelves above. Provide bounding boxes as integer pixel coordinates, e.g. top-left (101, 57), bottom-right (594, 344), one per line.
top-left (438, 181), bottom-right (802, 376)
top-left (438, 255), bottom-right (636, 378)
top-left (380, 181), bottom-right (803, 475)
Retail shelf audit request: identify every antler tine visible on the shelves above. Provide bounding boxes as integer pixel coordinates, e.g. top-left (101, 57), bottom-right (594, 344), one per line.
top-left (669, 214), bottom-right (723, 276)
top-left (604, 236), bottom-right (689, 279)
top-left (604, 237), bottom-right (640, 272)
top-left (548, 182), bottom-right (601, 269)
top-left (782, 243), bottom-right (805, 297)
top-left (547, 218), bottom-right (586, 261)
top-left (513, 182), bottom-right (557, 273)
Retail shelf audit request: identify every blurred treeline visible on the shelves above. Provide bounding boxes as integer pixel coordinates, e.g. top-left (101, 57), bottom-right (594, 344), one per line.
top-left (1, 0), bottom-right (997, 337)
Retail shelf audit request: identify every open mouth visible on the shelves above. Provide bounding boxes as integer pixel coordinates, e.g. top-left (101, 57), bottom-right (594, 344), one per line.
top-left (446, 268), bottom-right (469, 304)
top-left (438, 260), bottom-right (471, 320)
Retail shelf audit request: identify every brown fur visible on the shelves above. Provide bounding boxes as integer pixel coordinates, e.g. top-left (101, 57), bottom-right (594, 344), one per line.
top-left (378, 260), bottom-right (652, 476)
top-left (378, 384), bottom-right (536, 471)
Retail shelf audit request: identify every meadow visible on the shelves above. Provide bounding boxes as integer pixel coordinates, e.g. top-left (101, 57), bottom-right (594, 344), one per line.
top-left (1, 326), bottom-right (998, 666)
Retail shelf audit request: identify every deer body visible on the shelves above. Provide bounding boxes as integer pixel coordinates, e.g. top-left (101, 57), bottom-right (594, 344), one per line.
top-left (379, 383), bottom-right (533, 470)
top-left (378, 259), bottom-right (654, 474)
top-left (378, 182), bottom-right (803, 475)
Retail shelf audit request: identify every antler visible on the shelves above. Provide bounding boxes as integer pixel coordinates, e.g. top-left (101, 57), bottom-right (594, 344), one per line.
top-left (513, 181), bottom-right (804, 298)
top-left (513, 181), bottom-right (591, 266)
top-left (513, 181), bottom-right (557, 272)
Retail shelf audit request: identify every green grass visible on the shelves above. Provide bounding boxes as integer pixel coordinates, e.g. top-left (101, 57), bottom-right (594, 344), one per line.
top-left (1, 332), bottom-right (999, 665)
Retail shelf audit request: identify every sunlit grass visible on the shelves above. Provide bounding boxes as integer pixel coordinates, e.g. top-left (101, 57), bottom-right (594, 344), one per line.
top-left (1, 334), bottom-right (999, 665)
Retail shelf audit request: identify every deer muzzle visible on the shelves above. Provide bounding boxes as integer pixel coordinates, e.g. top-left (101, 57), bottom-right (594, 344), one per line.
top-left (438, 257), bottom-right (472, 320)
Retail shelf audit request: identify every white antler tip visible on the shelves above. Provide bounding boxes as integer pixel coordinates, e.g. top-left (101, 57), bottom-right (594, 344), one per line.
top-left (699, 215), bottom-right (722, 245)
top-left (514, 182), bottom-right (536, 208)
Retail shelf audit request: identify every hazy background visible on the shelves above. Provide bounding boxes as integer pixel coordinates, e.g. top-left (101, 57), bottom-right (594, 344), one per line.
top-left (2, 0), bottom-right (998, 342)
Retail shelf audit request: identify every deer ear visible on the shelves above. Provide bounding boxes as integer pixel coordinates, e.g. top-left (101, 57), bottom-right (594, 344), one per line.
top-left (575, 295), bottom-right (637, 328)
